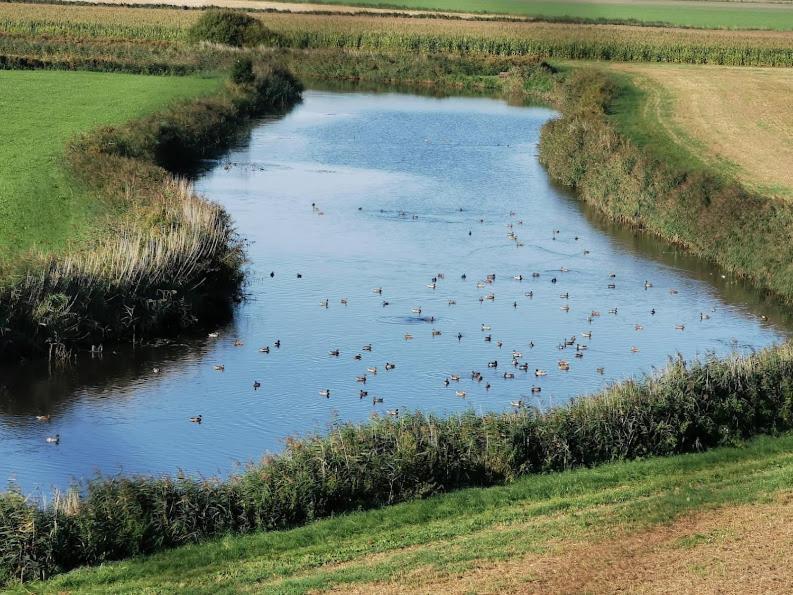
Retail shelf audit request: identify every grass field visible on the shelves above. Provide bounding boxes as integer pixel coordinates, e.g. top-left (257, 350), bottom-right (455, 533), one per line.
top-left (18, 433), bottom-right (793, 593)
top-left (0, 70), bottom-right (220, 261)
top-left (267, 0), bottom-right (793, 30)
top-left (607, 63), bottom-right (793, 199)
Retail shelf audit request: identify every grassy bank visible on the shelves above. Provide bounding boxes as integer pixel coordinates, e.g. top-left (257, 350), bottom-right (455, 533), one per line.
top-left (539, 67), bottom-right (793, 305)
top-left (3, 343), bottom-right (793, 585)
top-left (15, 433), bottom-right (793, 592)
top-left (0, 70), bottom-right (221, 259)
top-left (0, 56), bottom-right (302, 359)
top-left (3, 3), bottom-right (793, 66)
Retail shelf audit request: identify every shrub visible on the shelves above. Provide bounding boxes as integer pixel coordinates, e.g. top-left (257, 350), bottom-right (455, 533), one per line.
top-left (187, 9), bottom-right (273, 48)
top-left (231, 57), bottom-right (254, 85)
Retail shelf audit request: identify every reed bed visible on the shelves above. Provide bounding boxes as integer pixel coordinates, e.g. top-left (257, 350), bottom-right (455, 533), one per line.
top-left (0, 61), bottom-right (303, 359)
top-left (2, 342), bottom-right (793, 584)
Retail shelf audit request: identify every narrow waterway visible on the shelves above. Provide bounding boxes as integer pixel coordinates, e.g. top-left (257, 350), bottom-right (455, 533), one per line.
top-left (1, 90), bottom-right (789, 493)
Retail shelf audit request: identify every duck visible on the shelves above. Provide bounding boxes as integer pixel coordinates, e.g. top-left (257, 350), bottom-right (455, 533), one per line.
top-left (382, 300), bottom-right (390, 307)
top-left (233, 339), bottom-right (244, 347)
top-left (431, 329), bottom-right (442, 337)
top-left (208, 332), bottom-right (219, 338)
top-left (329, 349), bottom-right (340, 357)
top-left (461, 273), bottom-right (467, 280)
top-left (484, 335), bottom-right (492, 342)
top-left (535, 369), bottom-right (547, 377)
top-left (476, 282), bottom-right (486, 289)
top-left (448, 299), bottom-right (457, 305)
top-left (444, 378), bottom-right (450, 387)
top-left (596, 367), bottom-right (605, 374)
top-left (591, 311), bottom-right (601, 317)
top-left (631, 346), bottom-right (640, 353)
top-left (456, 390), bottom-right (467, 398)
top-left (488, 361), bottom-right (498, 368)
top-left (485, 383), bottom-right (491, 391)
top-left (560, 267), bottom-right (569, 273)
top-left (496, 340), bottom-right (503, 348)
top-left (319, 389), bottom-right (331, 398)
top-left (411, 307), bottom-right (422, 314)
top-left (340, 298), bottom-right (348, 305)
top-left (385, 362), bottom-right (396, 370)
top-left (320, 299), bottom-right (329, 308)
top-left (669, 288), bottom-right (679, 295)
top-left (511, 400), bottom-right (524, 408)
top-left (46, 434), bottom-right (60, 444)
top-left (531, 386), bottom-right (542, 393)
top-left (213, 364), bottom-right (225, 372)
top-left (512, 351), bottom-right (522, 358)
top-left (359, 390), bottom-right (369, 399)
top-left (426, 283), bottom-right (436, 290)
top-left (367, 367), bottom-right (378, 375)
top-left (560, 292), bottom-right (569, 299)
top-left (503, 372), bottom-right (515, 379)
top-left (517, 362), bottom-right (529, 371)
top-left (457, 332), bottom-right (463, 341)
top-left (525, 291), bottom-right (534, 298)
top-left (450, 374), bottom-right (461, 382)
top-left (700, 312), bottom-right (710, 320)
top-left (560, 305), bottom-right (570, 312)
top-left (675, 324), bottom-right (686, 331)
top-left (274, 340), bottom-right (281, 348)
top-left (253, 381), bottom-right (261, 390)
top-left (558, 360), bottom-right (570, 371)
top-left (532, 272), bottom-right (540, 278)
top-left (481, 324), bottom-right (492, 331)
top-left (575, 352), bottom-right (584, 359)
top-left (356, 375), bottom-right (367, 383)
top-left (607, 283), bottom-right (616, 289)
top-left (581, 331), bottom-right (592, 339)
top-left (259, 346), bottom-right (270, 353)
top-left (635, 324), bottom-right (644, 331)
top-left (189, 415), bottom-right (202, 424)
top-left (362, 344), bottom-right (373, 352)
top-left (372, 287), bottom-right (383, 294)
top-left (404, 333), bottom-right (414, 340)
top-left (608, 308), bottom-right (618, 315)
top-left (35, 415), bottom-right (51, 422)
top-left (514, 274), bottom-right (524, 281)
top-left (372, 396), bottom-right (384, 404)
top-left (387, 409), bottom-right (399, 416)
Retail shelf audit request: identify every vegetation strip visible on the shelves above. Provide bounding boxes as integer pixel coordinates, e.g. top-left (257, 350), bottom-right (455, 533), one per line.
top-left (2, 3), bottom-right (793, 66)
top-left (3, 343), bottom-right (793, 584)
top-left (539, 68), bottom-right (793, 305)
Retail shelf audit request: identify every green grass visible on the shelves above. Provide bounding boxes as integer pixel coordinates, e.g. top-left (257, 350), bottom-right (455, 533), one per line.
top-left (273, 0), bottom-right (793, 30)
top-left (0, 70), bottom-right (221, 261)
top-left (20, 433), bottom-right (793, 593)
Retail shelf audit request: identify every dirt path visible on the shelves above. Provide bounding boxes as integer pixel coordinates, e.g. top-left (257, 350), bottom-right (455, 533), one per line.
top-left (612, 63), bottom-right (793, 199)
top-left (58, 0), bottom-right (512, 19)
top-left (336, 493), bottom-right (793, 593)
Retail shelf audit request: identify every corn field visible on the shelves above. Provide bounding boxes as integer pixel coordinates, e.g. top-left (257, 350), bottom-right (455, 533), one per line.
top-left (1, 3), bottom-right (791, 66)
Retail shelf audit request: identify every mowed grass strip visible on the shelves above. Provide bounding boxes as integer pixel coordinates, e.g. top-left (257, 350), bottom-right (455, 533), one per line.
top-left (0, 70), bottom-right (221, 261)
top-left (608, 63), bottom-right (793, 199)
top-left (20, 433), bottom-right (793, 593)
top-left (264, 0), bottom-right (793, 30)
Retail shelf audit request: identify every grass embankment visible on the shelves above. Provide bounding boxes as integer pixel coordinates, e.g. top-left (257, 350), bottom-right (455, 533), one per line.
top-left (608, 62), bottom-right (793, 200)
top-left (18, 435), bottom-right (793, 592)
top-left (3, 344), bottom-right (793, 585)
top-left (539, 67), bottom-right (793, 304)
top-left (263, 0), bottom-right (793, 30)
top-left (2, 3), bottom-right (793, 66)
top-left (0, 59), bottom-right (302, 359)
top-left (0, 70), bottom-right (221, 259)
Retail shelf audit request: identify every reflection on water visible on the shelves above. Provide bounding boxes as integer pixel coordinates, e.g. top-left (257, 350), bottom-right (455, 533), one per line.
top-left (1, 90), bottom-right (789, 493)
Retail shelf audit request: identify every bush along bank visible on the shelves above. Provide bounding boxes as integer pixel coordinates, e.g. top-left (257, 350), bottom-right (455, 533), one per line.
top-left (539, 69), bottom-right (793, 304)
top-left (0, 59), bottom-right (302, 361)
top-left (2, 343), bottom-right (793, 584)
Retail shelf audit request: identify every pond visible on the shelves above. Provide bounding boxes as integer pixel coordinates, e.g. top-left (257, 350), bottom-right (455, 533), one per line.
top-left (1, 90), bottom-right (789, 493)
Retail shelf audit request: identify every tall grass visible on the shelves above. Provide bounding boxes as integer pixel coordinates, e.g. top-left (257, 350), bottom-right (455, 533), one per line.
top-left (0, 61), bottom-right (303, 359)
top-left (2, 343), bottom-right (792, 584)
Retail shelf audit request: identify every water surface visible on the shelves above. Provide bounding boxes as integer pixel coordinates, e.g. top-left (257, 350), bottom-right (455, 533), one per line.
top-left (1, 90), bottom-right (789, 493)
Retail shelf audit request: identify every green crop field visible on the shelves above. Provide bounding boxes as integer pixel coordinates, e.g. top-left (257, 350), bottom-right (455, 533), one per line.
top-left (274, 0), bottom-right (793, 30)
top-left (0, 70), bottom-right (221, 262)
top-left (19, 433), bottom-right (793, 593)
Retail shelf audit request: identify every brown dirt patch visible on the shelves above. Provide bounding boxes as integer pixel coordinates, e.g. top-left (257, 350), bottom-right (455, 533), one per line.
top-left (335, 493), bottom-right (793, 594)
